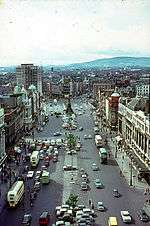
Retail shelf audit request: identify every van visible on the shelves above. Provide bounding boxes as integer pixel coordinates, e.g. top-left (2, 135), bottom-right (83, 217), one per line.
top-left (108, 217), bottom-right (118, 226)
top-left (39, 211), bottom-right (50, 225)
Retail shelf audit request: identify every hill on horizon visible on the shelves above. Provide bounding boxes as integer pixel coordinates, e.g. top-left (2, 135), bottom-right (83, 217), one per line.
top-left (0, 57), bottom-right (150, 72)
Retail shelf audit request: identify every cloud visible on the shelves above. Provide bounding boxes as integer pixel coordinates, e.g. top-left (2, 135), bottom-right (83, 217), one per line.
top-left (0, 0), bottom-right (150, 65)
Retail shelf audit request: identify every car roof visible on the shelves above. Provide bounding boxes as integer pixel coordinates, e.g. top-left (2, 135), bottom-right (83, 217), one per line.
top-left (40, 211), bottom-right (49, 217)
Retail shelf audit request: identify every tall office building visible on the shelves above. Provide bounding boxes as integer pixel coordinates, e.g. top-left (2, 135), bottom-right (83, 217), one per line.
top-left (16, 64), bottom-right (43, 95)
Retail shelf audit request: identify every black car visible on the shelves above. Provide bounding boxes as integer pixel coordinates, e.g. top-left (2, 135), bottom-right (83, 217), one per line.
top-left (113, 189), bottom-right (120, 198)
top-left (139, 209), bottom-right (149, 222)
top-left (22, 213), bottom-right (32, 225)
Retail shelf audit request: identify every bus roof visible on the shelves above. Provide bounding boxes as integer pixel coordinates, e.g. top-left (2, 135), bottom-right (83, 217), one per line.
top-left (99, 148), bottom-right (107, 154)
top-left (95, 135), bottom-right (102, 139)
top-left (31, 151), bottom-right (39, 156)
top-left (8, 181), bottom-right (24, 193)
top-left (42, 171), bottom-right (50, 176)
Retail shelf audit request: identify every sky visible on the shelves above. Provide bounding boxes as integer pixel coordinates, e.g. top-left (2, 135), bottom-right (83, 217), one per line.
top-left (0, 0), bottom-right (150, 66)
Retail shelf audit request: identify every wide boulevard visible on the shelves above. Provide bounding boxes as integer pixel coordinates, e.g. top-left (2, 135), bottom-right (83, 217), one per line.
top-left (0, 97), bottom-right (146, 226)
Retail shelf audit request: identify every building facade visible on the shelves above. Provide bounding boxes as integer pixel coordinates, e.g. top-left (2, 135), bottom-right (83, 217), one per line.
top-left (0, 108), bottom-right (6, 166)
top-left (118, 101), bottom-right (150, 169)
top-left (16, 64), bottom-right (43, 95)
top-left (136, 84), bottom-right (150, 97)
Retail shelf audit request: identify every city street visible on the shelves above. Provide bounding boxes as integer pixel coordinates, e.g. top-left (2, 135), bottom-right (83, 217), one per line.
top-left (0, 98), bottom-right (147, 226)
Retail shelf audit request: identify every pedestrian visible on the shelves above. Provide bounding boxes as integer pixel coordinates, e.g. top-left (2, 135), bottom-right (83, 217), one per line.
top-left (91, 203), bottom-right (94, 210)
top-left (108, 151), bottom-right (111, 158)
top-left (89, 199), bottom-right (91, 206)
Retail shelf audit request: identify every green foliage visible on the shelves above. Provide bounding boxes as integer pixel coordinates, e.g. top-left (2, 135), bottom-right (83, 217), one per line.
top-left (65, 194), bottom-right (78, 208)
top-left (67, 133), bottom-right (76, 148)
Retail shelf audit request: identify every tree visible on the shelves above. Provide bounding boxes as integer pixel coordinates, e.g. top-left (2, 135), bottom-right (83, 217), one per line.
top-left (66, 194), bottom-right (78, 209)
top-left (67, 133), bottom-right (76, 149)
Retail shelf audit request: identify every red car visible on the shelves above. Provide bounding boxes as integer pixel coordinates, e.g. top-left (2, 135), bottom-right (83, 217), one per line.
top-left (39, 211), bottom-right (50, 226)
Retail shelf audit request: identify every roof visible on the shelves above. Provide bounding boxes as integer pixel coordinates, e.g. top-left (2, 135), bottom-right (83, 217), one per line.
top-left (127, 97), bottom-right (145, 111)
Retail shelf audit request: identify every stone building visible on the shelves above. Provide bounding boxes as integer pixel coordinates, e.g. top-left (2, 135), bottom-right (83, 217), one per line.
top-left (118, 97), bottom-right (150, 170)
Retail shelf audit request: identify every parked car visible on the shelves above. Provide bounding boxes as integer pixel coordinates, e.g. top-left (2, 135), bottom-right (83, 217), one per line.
top-left (120, 210), bottom-right (132, 223)
top-left (138, 209), bottom-right (149, 222)
top-left (33, 181), bottom-right (41, 191)
top-left (22, 213), bottom-right (32, 225)
top-left (27, 171), bottom-right (34, 179)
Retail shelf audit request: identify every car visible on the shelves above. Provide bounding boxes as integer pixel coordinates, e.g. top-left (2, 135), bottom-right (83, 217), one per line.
top-left (92, 163), bottom-right (99, 171)
top-left (138, 209), bottom-right (149, 222)
top-left (35, 171), bottom-right (42, 181)
top-left (74, 205), bottom-right (86, 212)
top-left (63, 165), bottom-right (77, 171)
top-left (33, 181), bottom-right (41, 191)
top-left (88, 135), bottom-right (92, 139)
top-left (113, 189), bottom-right (120, 197)
top-left (39, 211), bottom-right (50, 226)
top-left (97, 202), bottom-right (105, 211)
top-left (79, 127), bottom-right (83, 131)
top-left (22, 213), bottom-right (32, 225)
top-left (53, 156), bottom-right (58, 162)
top-left (84, 135), bottom-right (88, 139)
top-left (94, 179), bottom-right (103, 188)
top-left (54, 132), bottom-right (62, 136)
top-left (39, 153), bottom-right (44, 160)
top-left (120, 210), bottom-right (132, 223)
top-left (81, 174), bottom-right (89, 182)
top-left (82, 208), bottom-right (95, 217)
top-left (44, 161), bottom-right (49, 167)
top-left (63, 165), bottom-right (72, 171)
top-left (41, 165), bottom-right (47, 171)
top-left (81, 182), bottom-right (88, 191)
top-left (27, 171), bottom-right (34, 179)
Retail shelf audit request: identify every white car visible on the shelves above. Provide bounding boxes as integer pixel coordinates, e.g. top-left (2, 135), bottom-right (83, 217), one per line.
top-left (121, 210), bottom-right (132, 223)
top-left (92, 163), bottom-right (99, 171)
top-left (84, 134), bottom-right (88, 139)
top-left (88, 134), bottom-right (92, 139)
top-left (97, 202), bottom-right (105, 211)
top-left (27, 171), bottom-right (34, 178)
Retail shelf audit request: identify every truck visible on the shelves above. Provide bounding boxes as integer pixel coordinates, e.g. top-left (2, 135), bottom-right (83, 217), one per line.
top-left (30, 151), bottom-right (39, 167)
top-left (99, 148), bottom-right (107, 164)
top-left (95, 135), bottom-right (104, 147)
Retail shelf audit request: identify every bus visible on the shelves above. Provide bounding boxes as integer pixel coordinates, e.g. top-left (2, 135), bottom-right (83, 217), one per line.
top-left (30, 151), bottom-right (39, 167)
top-left (99, 148), bottom-right (107, 164)
top-left (95, 135), bottom-right (104, 147)
top-left (7, 181), bottom-right (24, 207)
top-left (41, 171), bottom-right (50, 184)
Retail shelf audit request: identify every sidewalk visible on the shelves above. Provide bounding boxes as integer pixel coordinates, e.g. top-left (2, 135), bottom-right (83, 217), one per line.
top-left (108, 137), bottom-right (148, 190)
top-left (108, 137), bottom-right (150, 216)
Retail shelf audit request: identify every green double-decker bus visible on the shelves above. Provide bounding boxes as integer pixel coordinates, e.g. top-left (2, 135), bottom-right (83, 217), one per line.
top-left (99, 148), bottom-right (107, 164)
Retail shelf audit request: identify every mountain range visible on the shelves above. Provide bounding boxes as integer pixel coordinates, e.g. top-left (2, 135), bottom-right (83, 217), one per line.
top-left (0, 57), bottom-right (150, 73)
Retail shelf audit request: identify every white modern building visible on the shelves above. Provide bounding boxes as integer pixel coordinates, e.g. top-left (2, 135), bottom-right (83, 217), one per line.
top-left (16, 64), bottom-right (43, 95)
top-left (0, 108), bottom-right (6, 166)
top-left (136, 84), bottom-right (150, 97)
